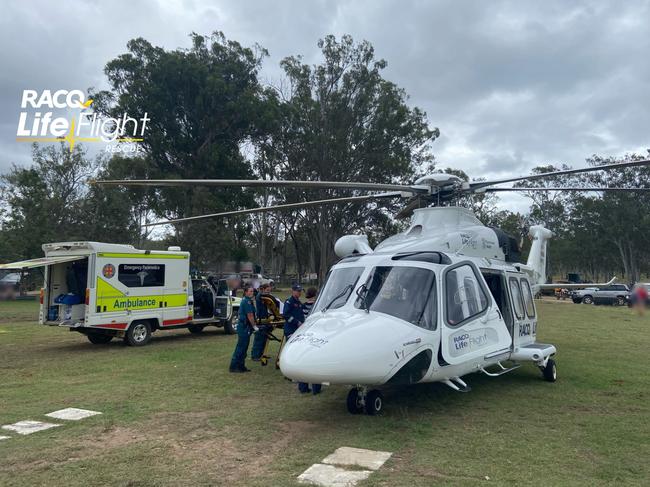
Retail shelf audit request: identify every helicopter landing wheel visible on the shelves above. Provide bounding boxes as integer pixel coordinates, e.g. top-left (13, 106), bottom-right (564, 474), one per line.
top-left (346, 388), bottom-right (364, 414)
top-left (365, 390), bottom-right (384, 415)
top-left (540, 358), bottom-right (557, 382)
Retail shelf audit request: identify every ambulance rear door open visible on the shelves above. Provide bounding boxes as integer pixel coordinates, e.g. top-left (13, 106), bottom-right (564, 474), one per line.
top-left (0, 255), bottom-right (91, 325)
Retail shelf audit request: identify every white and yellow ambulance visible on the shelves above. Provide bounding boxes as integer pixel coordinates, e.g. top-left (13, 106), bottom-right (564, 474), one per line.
top-left (0, 241), bottom-right (235, 345)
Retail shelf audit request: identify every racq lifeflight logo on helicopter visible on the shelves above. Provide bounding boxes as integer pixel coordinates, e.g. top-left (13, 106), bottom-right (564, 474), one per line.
top-left (16, 89), bottom-right (149, 153)
top-left (449, 328), bottom-right (497, 358)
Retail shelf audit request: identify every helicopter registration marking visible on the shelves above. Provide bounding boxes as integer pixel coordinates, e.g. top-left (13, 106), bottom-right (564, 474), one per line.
top-left (518, 322), bottom-right (537, 337)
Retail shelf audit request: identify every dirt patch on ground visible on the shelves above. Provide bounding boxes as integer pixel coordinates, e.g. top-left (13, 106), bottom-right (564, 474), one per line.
top-left (80, 425), bottom-right (148, 450)
top-left (163, 419), bottom-right (318, 483)
top-left (1, 410), bottom-right (317, 484)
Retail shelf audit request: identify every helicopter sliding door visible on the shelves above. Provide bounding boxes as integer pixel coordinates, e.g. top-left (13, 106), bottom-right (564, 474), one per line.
top-left (441, 262), bottom-right (512, 365)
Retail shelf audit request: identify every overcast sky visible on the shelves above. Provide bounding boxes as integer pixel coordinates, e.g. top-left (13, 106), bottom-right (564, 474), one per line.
top-left (2, 0), bottom-right (649, 213)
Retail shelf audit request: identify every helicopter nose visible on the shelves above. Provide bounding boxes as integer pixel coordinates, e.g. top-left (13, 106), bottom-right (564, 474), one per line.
top-left (279, 311), bottom-right (415, 385)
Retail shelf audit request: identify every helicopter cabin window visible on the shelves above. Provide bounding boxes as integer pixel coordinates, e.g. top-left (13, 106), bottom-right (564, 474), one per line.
top-left (509, 277), bottom-right (525, 319)
top-left (445, 265), bottom-right (488, 326)
top-left (314, 267), bottom-right (364, 311)
top-left (521, 279), bottom-right (536, 318)
top-left (354, 266), bottom-right (436, 330)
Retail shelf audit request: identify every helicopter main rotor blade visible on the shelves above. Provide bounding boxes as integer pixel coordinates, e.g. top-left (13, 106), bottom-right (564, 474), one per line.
top-left (143, 191), bottom-right (404, 227)
top-left (470, 159), bottom-right (650, 191)
top-left (484, 187), bottom-right (650, 192)
top-left (95, 178), bottom-right (427, 194)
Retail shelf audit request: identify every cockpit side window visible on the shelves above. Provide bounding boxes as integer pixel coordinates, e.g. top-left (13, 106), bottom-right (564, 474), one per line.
top-left (445, 264), bottom-right (488, 327)
top-left (354, 266), bottom-right (436, 330)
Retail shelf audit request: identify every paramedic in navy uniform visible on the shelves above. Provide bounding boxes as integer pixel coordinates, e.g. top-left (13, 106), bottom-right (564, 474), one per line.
top-left (251, 282), bottom-right (272, 361)
top-left (229, 285), bottom-right (257, 373)
top-left (283, 284), bottom-right (322, 394)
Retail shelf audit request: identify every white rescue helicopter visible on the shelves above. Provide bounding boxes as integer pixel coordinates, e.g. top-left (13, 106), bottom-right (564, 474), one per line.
top-left (98, 158), bottom-right (650, 414)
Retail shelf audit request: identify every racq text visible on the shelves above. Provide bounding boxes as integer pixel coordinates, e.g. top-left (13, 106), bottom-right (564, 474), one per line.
top-left (17, 89), bottom-right (149, 142)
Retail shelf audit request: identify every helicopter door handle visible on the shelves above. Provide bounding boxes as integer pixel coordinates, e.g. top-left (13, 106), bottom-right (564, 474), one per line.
top-left (481, 310), bottom-right (501, 324)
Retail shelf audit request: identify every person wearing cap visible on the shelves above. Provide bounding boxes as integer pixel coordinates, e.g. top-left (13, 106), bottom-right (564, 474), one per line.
top-left (283, 284), bottom-right (322, 394)
top-left (283, 284), bottom-right (305, 337)
top-left (229, 285), bottom-right (258, 373)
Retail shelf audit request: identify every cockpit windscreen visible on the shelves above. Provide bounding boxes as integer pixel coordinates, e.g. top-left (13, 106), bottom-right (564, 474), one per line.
top-left (355, 266), bottom-right (436, 329)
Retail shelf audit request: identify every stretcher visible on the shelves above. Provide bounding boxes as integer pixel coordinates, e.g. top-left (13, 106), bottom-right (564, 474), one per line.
top-left (256, 294), bottom-right (285, 368)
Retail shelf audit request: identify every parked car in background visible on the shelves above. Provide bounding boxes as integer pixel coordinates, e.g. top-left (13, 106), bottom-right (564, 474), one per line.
top-left (571, 287), bottom-right (599, 304)
top-left (0, 272), bottom-right (21, 300)
top-left (592, 284), bottom-right (630, 306)
top-left (573, 284), bottom-right (630, 305)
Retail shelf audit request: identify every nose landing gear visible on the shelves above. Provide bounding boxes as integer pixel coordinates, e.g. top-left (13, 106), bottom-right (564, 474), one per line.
top-left (346, 387), bottom-right (384, 415)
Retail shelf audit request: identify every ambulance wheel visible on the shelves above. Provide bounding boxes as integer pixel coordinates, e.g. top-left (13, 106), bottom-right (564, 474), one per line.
top-left (541, 358), bottom-right (557, 382)
top-left (87, 333), bottom-right (113, 345)
top-left (188, 325), bottom-right (204, 334)
top-left (365, 390), bottom-right (384, 416)
top-left (224, 315), bottom-right (236, 335)
top-left (346, 388), bottom-right (363, 414)
top-left (125, 321), bottom-right (152, 346)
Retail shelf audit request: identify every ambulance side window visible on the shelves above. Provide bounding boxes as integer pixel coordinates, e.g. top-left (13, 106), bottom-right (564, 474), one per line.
top-left (118, 264), bottom-right (165, 287)
top-left (445, 264), bottom-right (488, 326)
top-left (509, 277), bottom-right (524, 319)
top-left (521, 279), bottom-right (536, 318)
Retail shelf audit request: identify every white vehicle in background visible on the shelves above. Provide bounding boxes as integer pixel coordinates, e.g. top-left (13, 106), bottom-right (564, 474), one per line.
top-left (571, 287), bottom-right (599, 304)
top-left (0, 242), bottom-right (235, 346)
top-left (572, 284), bottom-right (629, 305)
top-left (0, 272), bottom-right (21, 300)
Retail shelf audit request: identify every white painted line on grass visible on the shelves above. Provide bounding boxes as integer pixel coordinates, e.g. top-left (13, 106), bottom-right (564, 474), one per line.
top-left (298, 463), bottom-right (372, 487)
top-left (0, 435), bottom-right (11, 440)
top-left (322, 446), bottom-right (392, 471)
top-left (45, 408), bottom-right (102, 421)
top-left (2, 420), bottom-right (60, 435)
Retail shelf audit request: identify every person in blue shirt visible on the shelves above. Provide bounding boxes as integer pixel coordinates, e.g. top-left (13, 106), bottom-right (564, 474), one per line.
top-left (229, 285), bottom-right (257, 373)
top-left (283, 284), bottom-right (322, 394)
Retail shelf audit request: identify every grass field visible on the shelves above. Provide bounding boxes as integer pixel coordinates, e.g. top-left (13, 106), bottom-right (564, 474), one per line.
top-left (1, 299), bottom-right (648, 486)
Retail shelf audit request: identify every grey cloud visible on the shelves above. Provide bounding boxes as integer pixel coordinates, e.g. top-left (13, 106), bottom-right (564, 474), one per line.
top-left (1, 0), bottom-right (648, 217)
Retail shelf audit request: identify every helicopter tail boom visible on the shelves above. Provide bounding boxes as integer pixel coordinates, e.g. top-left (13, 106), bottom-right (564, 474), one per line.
top-left (526, 225), bottom-right (554, 289)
